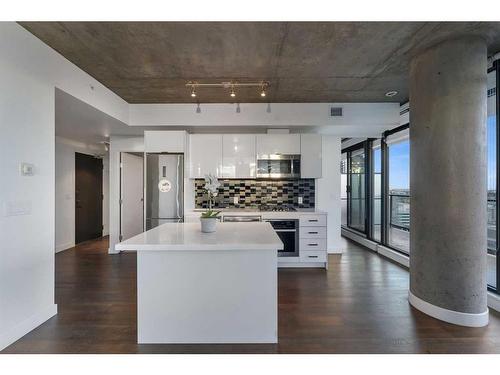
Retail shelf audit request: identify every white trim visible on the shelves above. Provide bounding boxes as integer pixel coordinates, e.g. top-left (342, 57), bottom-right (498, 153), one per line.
top-left (377, 245), bottom-right (410, 268)
top-left (278, 262), bottom-right (327, 268)
top-left (0, 304), bottom-right (57, 351)
top-left (341, 229), bottom-right (377, 251)
top-left (108, 247), bottom-right (120, 255)
top-left (408, 291), bottom-right (489, 327)
top-left (55, 242), bottom-right (74, 253)
top-left (488, 291), bottom-right (500, 313)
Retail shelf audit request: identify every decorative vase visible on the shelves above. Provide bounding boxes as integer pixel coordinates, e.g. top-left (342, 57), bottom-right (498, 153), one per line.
top-left (200, 217), bottom-right (217, 233)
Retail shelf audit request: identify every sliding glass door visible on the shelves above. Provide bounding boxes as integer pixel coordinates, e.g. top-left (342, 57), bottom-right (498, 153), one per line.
top-left (488, 63), bottom-right (498, 291)
top-left (348, 147), bottom-right (366, 232)
top-left (385, 129), bottom-right (410, 254)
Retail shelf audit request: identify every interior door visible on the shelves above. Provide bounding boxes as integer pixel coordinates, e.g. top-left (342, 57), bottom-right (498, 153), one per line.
top-left (75, 152), bottom-right (103, 244)
top-left (120, 152), bottom-right (144, 241)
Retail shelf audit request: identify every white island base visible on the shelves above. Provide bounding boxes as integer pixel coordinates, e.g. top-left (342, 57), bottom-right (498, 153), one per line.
top-left (116, 222), bottom-right (282, 344)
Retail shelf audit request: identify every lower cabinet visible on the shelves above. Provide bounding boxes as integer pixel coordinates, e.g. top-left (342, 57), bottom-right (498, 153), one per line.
top-left (299, 214), bottom-right (328, 268)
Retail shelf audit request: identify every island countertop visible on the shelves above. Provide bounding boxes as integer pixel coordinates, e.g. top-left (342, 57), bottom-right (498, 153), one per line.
top-left (115, 222), bottom-right (284, 252)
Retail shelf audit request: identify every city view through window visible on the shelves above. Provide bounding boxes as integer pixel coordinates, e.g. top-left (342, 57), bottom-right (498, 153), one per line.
top-left (487, 68), bottom-right (497, 289)
top-left (387, 139), bottom-right (410, 253)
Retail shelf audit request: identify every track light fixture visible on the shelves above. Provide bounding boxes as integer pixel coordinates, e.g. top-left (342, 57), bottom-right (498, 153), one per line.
top-left (186, 80), bottom-right (269, 99)
top-left (260, 83), bottom-right (267, 97)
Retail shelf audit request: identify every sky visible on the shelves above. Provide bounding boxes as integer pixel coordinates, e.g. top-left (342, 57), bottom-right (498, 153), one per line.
top-left (389, 140), bottom-right (410, 190)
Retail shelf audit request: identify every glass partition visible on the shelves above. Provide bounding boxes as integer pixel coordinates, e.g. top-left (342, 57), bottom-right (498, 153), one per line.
top-left (341, 152), bottom-right (348, 226)
top-left (386, 136), bottom-right (410, 254)
top-left (372, 141), bottom-right (382, 242)
top-left (488, 67), bottom-right (497, 290)
top-left (348, 147), bottom-right (366, 232)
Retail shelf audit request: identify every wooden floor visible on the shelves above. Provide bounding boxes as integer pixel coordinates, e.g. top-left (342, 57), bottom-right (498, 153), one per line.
top-left (3, 236), bottom-right (500, 354)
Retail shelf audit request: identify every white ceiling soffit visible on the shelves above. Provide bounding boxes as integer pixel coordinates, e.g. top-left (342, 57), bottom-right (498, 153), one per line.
top-left (55, 88), bottom-right (149, 145)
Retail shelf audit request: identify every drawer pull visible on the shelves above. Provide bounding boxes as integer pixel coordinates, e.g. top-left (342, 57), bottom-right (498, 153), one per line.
top-left (308, 255), bottom-right (319, 258)
top-left (308, 243), bottom-right (318, 246)
top-left (308, 219), bottom-right (318, 222)
top-left (308, 231), bottom-right (318, 234)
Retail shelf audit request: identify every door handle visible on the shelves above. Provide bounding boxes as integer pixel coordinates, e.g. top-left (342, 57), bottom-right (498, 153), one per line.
top-left (308, 243), bottom-right (318, 246)
top-left (308, 255), bottom-right (319, 258)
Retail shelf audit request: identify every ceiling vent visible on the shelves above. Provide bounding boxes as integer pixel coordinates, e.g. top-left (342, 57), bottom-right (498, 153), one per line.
top-left (330, 107), bottom-right (343, 117)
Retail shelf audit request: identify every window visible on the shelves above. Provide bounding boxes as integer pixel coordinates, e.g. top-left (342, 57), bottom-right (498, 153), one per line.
top-left (341, 152), bottom-right (348, 226)
top-left (386, 129), bottom-right (410, 254)
top-left (488, 66), bottom-right (497, 290)
top-left (349, 147), bottom-right (366, 232)
top-left (372, 140), bottom-right (382, 242)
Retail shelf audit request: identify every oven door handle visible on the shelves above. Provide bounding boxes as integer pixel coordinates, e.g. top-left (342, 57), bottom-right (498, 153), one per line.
top-left (274, 229), bottom-right (296, 232)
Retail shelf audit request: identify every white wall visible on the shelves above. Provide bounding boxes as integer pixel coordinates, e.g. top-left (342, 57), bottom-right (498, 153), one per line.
top-left (129, 103), bottom-right (400, 137)
top-left (0, 22), bottom-right (127, 351)
top-left (109, 136), bottom-right (145, 254)
top-left (55, 137), bottom-right (108, 253)
top-left (316, 136), bottom-right (343, 253)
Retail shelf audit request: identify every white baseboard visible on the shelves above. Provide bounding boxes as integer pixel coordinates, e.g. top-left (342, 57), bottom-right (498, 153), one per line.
top-left (488, 291), bottom-right (500, 313)
top-left (328, 249), bottom-right (343, 254)
top-left (55, 242), bottom-right (74, 253)
top-left (0, 303), bottom-right (57, 351)
top-left (278, 262), bottom-right (327, 268)
top-left (341, 229), bottom-right (377, 251)
top-left (408, 290), bottom-right (489, 327)
top-left (377, 245), bottom-right (410, 268)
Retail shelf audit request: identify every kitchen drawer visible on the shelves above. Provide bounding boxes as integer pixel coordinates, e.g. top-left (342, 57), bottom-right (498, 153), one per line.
top-left (299, 215), bottom-right (327, 227)
top-left (300, 251), bottom-right (327, 263)
top-left (300, 238), bottom-right (327, 252)
top-left (299, 226), bottom-right (327, 239)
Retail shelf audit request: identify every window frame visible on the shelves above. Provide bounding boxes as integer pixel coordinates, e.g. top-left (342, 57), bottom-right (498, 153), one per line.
top-left (488, 61), bottom-right (500, 294)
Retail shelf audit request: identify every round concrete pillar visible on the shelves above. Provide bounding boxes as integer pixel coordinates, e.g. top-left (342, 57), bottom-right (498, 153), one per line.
top-left (408, 36), bottom-right (489, 327)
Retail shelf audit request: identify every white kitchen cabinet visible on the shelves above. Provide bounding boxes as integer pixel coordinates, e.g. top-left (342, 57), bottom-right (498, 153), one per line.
top-left (144, 130), bottom-right (187, 153)
top-left (300, 134), bottom-right (322, 178)
top-left (222, 134), bottom-right (256, 178)
top-left (256, 134), bottom-right (300, 157)
top-left (189, 134), bottom-right (223, 178)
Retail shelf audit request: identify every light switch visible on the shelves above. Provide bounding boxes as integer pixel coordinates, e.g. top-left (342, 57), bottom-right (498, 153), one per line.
top-left (20, 162), bottom-right (34, 176)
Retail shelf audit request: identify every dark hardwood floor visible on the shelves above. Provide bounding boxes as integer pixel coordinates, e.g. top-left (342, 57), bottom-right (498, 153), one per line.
top-left (3, 236), bottom-right (500, 354)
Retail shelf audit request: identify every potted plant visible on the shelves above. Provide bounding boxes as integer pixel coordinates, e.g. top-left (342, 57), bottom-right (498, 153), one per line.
top-left (200, 173), bottom-right (221, 233)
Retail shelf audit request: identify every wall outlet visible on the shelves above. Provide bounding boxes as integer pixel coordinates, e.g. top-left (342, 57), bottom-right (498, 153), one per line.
top-left (298, 196), bottom-right (303, 205)
top-left (233, 196), bottom-right (239, 205)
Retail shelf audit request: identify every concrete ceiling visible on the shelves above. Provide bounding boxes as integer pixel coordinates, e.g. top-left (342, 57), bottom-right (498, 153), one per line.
top-left (23, 22), bottom-right (500, 104)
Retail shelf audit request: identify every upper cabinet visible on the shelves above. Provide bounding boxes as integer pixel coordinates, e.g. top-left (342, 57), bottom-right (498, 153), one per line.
top-left (222, 134), bottom-right (256, 178)
top-left (300, 134), bottom-right (322, 178)
top-left (256, 134), bottom-right (300, 157)
top-left (144, 130), bottom-right (187, 153)
top-left (189, 134), bottom-right (223, 178)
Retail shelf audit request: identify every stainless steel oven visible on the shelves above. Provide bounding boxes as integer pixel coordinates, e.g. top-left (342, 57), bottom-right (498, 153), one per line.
top-left (256, 154), bottom-right (301, 179)
top-left (264, 219), bottom-right (299, 257)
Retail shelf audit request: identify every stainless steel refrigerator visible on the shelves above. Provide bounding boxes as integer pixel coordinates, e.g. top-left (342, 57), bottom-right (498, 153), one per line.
top-left (145, 153), bottom-right (184, 230)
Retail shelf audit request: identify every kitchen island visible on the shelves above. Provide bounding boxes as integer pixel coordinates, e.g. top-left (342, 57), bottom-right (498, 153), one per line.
top-left (115, 222), bottom-right (283, 344)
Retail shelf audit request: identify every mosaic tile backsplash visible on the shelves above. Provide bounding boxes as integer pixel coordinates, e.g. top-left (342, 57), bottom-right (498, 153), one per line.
top-left (194, 179), bottom-right (315, 209)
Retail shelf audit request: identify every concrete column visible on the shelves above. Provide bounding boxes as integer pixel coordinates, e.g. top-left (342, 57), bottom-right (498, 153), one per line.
top-left (408, 37), bottom-right (489, 327)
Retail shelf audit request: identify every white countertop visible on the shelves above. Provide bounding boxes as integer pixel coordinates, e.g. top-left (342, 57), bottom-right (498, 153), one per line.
top-left (115, 222), bottom-right (284, 252)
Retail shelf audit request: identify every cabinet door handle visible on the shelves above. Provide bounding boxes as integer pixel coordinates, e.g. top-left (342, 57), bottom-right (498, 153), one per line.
top-left (308, 243), bottom-right (318, 246)
top-left (308, 231), bottom-right (318, 234)
top-left (308, 219), bottom-right (318, 222)
top-left (308, 255), bottom-right (319, 258)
